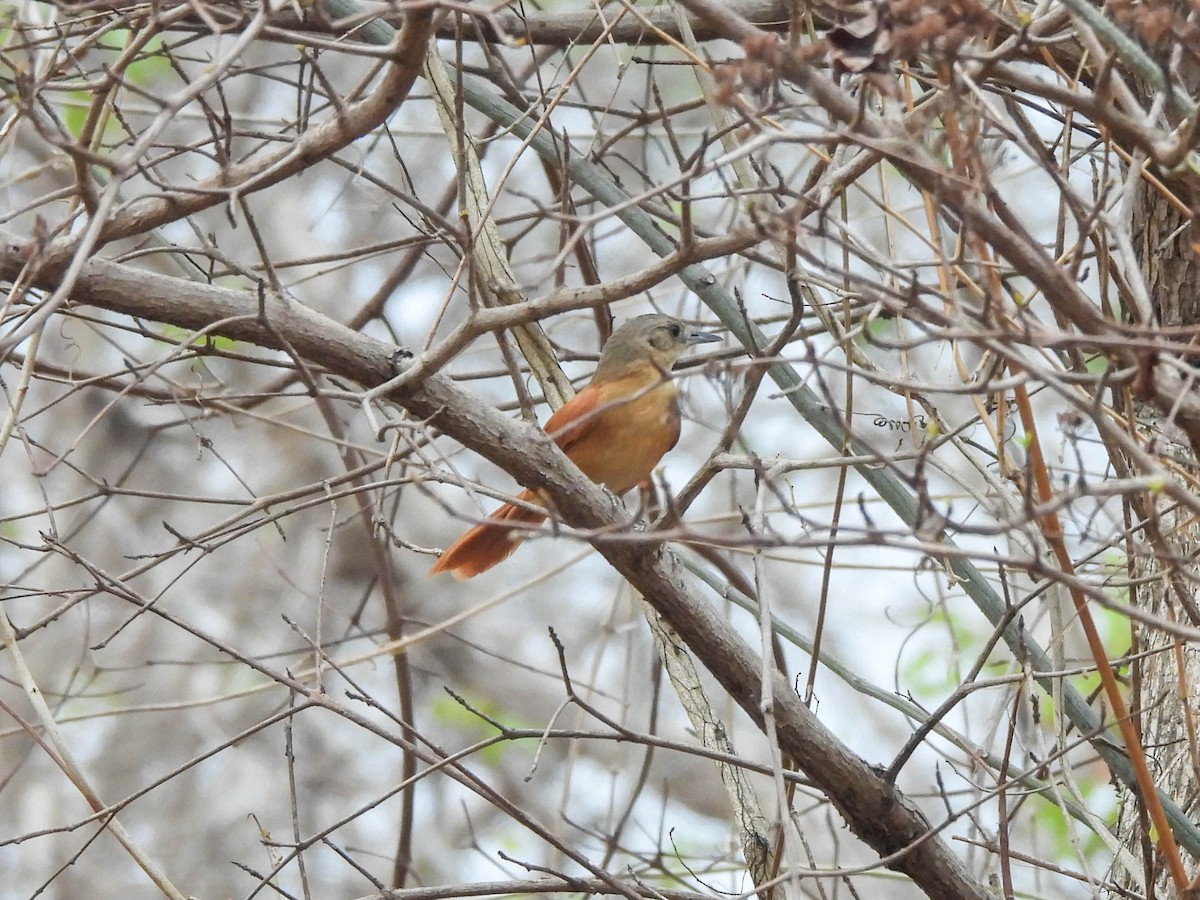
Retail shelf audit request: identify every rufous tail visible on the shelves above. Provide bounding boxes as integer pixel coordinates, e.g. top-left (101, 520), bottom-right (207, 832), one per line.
top-left (428, 495), bottom-right (546, 579)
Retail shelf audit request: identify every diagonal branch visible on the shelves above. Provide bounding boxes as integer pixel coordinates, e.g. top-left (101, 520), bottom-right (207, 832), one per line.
top-left (0, 236), bottom-right (991, 900)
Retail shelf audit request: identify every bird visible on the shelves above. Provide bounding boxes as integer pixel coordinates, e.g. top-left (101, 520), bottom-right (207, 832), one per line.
top-left (429, 314), bottom-right (722, 579)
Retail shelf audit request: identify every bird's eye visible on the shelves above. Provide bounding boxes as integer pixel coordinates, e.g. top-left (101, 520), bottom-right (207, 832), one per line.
top-left (668, 324), bottom-right (682, 338)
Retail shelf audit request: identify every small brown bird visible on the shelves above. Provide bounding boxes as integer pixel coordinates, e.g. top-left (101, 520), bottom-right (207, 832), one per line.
top-left (429, 314), bottom-right (721, 579)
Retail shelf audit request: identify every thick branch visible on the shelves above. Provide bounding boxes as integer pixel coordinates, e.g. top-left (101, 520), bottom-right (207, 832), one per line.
top-left (0, 238), bottom-right (993, 900)
top-left (185, 0), bottom-right (800, 45)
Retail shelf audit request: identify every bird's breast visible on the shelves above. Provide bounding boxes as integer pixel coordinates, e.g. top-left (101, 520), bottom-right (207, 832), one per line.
top-left (567, 375), bottom-right (681, 495)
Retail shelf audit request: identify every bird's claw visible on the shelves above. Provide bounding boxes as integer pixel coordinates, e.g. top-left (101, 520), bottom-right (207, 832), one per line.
top-left (389, 347), bottom-right (413, 375)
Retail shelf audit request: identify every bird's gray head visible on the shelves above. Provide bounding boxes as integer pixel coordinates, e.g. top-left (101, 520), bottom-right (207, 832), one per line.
top-left (594, 314), bottom-right (721, 378)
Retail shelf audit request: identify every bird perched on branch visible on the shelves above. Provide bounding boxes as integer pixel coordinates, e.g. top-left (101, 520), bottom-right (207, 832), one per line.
top-left (429, 314), bottom-right (722, 579)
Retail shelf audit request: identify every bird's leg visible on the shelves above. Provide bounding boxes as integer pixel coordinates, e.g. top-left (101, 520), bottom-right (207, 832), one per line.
top-left (629, 479), bottom-right (666, 531)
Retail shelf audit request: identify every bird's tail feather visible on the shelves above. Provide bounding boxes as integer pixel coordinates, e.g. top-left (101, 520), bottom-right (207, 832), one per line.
top-left (428, 495), bottom-right (546, 579)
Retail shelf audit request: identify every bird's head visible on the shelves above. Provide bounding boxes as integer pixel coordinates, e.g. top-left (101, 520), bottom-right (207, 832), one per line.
top-left (594, 314), bottom-right (722, 379)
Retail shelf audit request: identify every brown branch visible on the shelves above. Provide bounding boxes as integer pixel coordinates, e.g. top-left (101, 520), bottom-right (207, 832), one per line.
top-left (0, 237), bottom-right (993, 900)
top-left (47, 5), bottom-right (435, 253)
top-left (181, 0), bottom-right (801, 46)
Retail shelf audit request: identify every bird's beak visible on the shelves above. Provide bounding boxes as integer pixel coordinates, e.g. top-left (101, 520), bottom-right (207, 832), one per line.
top-left (688, 329), bottom-right (722, 345)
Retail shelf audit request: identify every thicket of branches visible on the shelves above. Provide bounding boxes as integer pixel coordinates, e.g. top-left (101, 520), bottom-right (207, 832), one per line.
top-left (4, 0), bottom-right (1200, 898)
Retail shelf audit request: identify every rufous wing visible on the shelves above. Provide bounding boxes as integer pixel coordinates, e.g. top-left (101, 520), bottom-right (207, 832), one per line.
top-left (429, 391), bottom-right (603, 580)
top-left (545, 376), bottom-right (680, 494)
top-left (544, 384), bottom-right (606, 455)
top-left (430, 371), bottom-right (677, 577)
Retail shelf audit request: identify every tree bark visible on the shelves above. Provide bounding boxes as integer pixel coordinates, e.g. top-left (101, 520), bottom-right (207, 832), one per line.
top-left (1115, 131), bottom-right (1200, 897)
